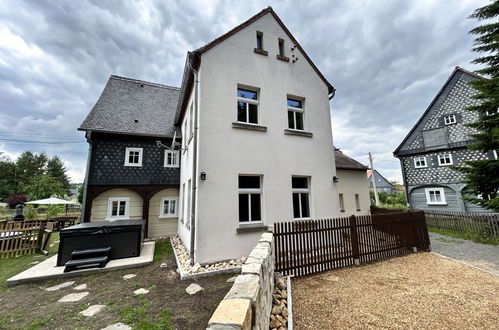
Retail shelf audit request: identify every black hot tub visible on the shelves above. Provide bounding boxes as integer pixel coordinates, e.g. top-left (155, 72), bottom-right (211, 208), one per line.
top-left (57, 220), bottom-right (145, 266)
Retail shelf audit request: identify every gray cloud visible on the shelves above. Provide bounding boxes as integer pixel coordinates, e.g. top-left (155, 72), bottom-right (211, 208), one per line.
top-left (0, 0), bottom-right (488, 182)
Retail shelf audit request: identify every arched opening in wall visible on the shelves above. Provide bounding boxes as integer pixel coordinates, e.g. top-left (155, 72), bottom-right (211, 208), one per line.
top-left (148, 188), bottom-right (180, 238)
top-left (90, 188), bottom-right (144, 222)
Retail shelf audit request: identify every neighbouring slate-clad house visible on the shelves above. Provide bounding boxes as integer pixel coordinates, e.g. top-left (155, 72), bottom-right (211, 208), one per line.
top-left (79, 76), bottom-right (182, 238)
top-left (80, 7), bottom-right (341, 263)
top-left (334, 149), bottom-right (370, 216)
top-left (367, 169), bottom-right (394, 193)
top-left (394, 67), bottom-right (497, 213)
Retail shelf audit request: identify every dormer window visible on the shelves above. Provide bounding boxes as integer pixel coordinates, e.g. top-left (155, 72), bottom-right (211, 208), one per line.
top-left (124, 147), bottom-right (143, 166)
top-left (237, 87), bottom-right (259, 124)
top-left (444, 114), bottom-right (456, 125)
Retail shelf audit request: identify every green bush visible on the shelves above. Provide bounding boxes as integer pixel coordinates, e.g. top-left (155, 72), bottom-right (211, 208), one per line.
top-left (24, 205), bottom-right (37, 220)
top-left (46, 204), bottom-right (64, 218)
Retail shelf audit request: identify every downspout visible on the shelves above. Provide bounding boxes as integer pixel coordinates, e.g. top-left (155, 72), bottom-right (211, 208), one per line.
top-left (188, 58), bottom-right (199, 265)
top-left (80, 130), bottom-right (92, 222)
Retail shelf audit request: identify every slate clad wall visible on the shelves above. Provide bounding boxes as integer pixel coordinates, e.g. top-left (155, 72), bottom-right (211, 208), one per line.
top-left (88, 133), bottom-right (180, 185)
top-left (410, 186), bottom-right (460, 212)
top-left (401, 148), bottom-right (490, 186)
top-left (402, 71), bottom-right (481, 153)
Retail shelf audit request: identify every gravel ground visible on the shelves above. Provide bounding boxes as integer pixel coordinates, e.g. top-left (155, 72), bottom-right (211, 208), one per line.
top-left (293, 253), bottom-right (499, 329)
top-left (429, 232), bottom-right (499, 275)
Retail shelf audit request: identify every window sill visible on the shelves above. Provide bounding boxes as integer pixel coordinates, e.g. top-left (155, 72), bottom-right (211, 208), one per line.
top-left (276, 55), bottom-right (289, 62)
top-left (237, 223), bottom-right (268, 233)
top-left (254, 48), bottom-right (268, 56)
top-left (427, 203), bottom-right (447, 206)
top-left (158, 215), bottom-right (177, 219)
top-left (284, 129), bottom-right (313, 138)
top-left (232, 122), bottom-right (267, 132)
top-left (124, 164), bottom-right (142, 167)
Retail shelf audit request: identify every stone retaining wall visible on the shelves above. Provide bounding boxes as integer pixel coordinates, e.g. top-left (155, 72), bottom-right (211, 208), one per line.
top-left (207, 232), bottom-right (274, 330)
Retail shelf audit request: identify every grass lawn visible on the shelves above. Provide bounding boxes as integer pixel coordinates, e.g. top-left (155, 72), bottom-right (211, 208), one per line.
top-left (427, 226), bottom-right (499, 246)
top-left (0, 239), bottom-right (232, 329)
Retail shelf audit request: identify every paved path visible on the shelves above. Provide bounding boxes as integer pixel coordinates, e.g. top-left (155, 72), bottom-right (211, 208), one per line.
top-left (429, 232), bottom-right (499, 275)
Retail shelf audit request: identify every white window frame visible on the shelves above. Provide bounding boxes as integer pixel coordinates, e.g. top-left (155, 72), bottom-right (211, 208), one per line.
top-left (292, 176), bottom-right (311, 220)
top-left (437, 154), bottom-right (453, 166)
top-left (238, 176), bottom-right (263, 224)
top-left (236, 87), bottom-right (259, 125)
top-left (159, 197), bottom-right (178, 218)
top-left (164, 150), bottom-right (179, 168)
top-left (124, 147), bottom-right (143, 167)
top-left (424, 188), bottom-right (447, 205)
top-left (355, 194), bottom-right (361, 211)
top-left (287, 97), bottom-right (305, 131)
top-left (414, 156), bottom-right (427, 168)
top-left (444, 114), bottom-right (456, 125)
top-left (107, 197), bottom-right (130, 220)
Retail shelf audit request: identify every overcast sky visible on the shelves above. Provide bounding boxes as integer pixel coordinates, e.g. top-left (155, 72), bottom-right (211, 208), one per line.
top-left (0, 0), bottom-right (488, 183)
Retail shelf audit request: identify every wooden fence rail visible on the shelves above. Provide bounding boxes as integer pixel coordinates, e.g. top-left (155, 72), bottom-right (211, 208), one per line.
top-left (274, 211), bottom-right (430, 277)
top-left (424, 210), bottom-right (499, 238)
top-left (0, 221), bottom-right (46, 258)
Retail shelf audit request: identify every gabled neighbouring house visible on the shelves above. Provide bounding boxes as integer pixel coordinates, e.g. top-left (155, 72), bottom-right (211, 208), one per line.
top-left (367, 169), bottom-right (394, 193)
top-left (393, 67), bottom-right (497, 213)
top-left (334, 148), bottom-right (370, 216)
top-left (80, 7), bottom-right (341, 264)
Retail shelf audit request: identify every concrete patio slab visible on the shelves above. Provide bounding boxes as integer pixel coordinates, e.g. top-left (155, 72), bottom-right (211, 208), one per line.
top-left (6, 242), bottom-right (155, 286)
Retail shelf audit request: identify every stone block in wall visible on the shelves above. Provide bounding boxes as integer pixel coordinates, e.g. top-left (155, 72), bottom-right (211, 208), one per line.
top-left (241, 263), bottom-right (262, 277)
top-left (207, 298), bottom-right (252, 330)
top-left (225, 274), bottom-right (260, 303)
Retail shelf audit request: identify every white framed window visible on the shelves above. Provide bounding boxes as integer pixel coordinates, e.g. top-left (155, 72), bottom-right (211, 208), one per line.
top-left (124, 147), bottom-right (143, 166)
top-left (292, 176), bottom-right (310, 220)
top-left (339, 193), bottom-right (345, 212)
top-left (287, 97), bottom-right (304, 131)
top-left (237, 87), bottom-right (259, 124)
top-left (425, 188), bottom-right (446, 205)
top-left (238, 175), bottom-right (262, 223)
top-left (444, 115), bottom-right (456, 125)
top-left (278, 38), bottom-right (285, 57)
top-left (414, 157), bottom-right (427, 168)
top-left (438, 154), bottom-right (453, 166)
top-left (160, 197), bottom-right (178, 218)
top-left (164, 150), bottom-right (179, 167)
top-left (107, 198), bottom-right (130, 220)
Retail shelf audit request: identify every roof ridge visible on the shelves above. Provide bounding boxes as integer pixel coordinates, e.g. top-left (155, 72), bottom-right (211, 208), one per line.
top-left (110, 75), bottom-right (180, 90)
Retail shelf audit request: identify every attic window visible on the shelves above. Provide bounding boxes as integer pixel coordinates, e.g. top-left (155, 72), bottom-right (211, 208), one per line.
top-left (278, 39), bottom-right (284, 56)
top-left (254, 31), bottom-right (268, 56)
top-left (444, 115), bottom-right (456, 125)
top-left (256, 31), bottom-right (263, 49)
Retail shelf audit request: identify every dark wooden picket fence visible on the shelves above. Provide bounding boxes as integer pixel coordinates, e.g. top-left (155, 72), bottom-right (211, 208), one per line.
top-left (274, 211), bottom-right (430, 277)
top-left (424, 210), bottom-right (499, 238)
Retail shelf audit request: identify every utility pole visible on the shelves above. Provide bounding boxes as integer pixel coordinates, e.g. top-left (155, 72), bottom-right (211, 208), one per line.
top-left (369, 152), bottom-right (380, 206)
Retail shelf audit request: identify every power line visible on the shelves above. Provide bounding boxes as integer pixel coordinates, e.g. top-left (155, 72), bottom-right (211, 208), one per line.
top-left (0, 138), bottom-right (85, 144)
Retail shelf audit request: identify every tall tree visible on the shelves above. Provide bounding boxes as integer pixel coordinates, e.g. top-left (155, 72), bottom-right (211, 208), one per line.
top-left (16, 151), bottom-right (48, 188)
top-left (0, 154), bottom-right (16, 200)
top-left (46, 156), bottom-right (70, 192)
top-left (23, 175), bottom-right (66, 200)
top-left (458, 1), bottom-right (499, 211)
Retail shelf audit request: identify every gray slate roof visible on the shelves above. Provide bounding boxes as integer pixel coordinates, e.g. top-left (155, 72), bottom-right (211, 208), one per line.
top-left (79, 75), bottom-right (180, 137)
top-left (334, 149), bottom-right (368, 171)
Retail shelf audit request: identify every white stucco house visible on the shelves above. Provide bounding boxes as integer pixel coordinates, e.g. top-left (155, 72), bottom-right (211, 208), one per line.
top-left (80, 7), bottom-right (340, 264)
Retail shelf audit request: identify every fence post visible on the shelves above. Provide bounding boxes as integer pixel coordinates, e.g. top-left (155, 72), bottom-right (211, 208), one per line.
top-left (349, 215), bottom-right (360, 266)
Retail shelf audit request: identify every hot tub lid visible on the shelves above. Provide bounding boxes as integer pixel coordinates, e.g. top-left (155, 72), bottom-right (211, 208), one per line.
top-left (61, 220), bottom-right (145, 236)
